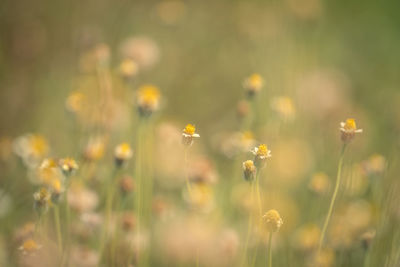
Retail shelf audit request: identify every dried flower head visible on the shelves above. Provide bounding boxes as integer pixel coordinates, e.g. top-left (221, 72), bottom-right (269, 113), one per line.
top-left (243, 160), bottom-right (256, 182)
top-left (119, 176), bottom-right (135, 194)
top-left (251, 144), bottom-right (271, 167)
top-left (19, 239), bottom-right (41, 255)
top-left (243, 73), bottom-right (263, 97)
top-left (59, 158), bottom-right (79, 176)
top-left (119, 58), bottom-right (139, 79)
top-left (137, 84), bottom-right (161, 117)
top-left (182, 123), bottom-right (200, 147)
top-left (340, 118), bottom-right (362, 143)
top-left (262, 209), bottom-right (283, 232)
top-left (33, 187), bottom-right (51, 214)
top-left (114, 143), bottom-right (133, 166)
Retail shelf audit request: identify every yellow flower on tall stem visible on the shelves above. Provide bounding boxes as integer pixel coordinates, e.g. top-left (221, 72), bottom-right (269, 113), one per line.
top-left (182, 123), bottom-right (200, 195)
top-left (263, 209), bottom-right (283, 267)
top-left (318, 118), bottom-right (363, 253)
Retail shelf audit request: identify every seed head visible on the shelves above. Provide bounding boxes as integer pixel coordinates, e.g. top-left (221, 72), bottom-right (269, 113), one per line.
top-left (243, 160), bottom-right (256, 182)
top-left (262, 209), bottom-right (283, 232)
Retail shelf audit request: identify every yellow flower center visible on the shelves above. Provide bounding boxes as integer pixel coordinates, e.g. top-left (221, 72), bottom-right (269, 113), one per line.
top-left (344, 118), bottom-right (357, 130)
top-left (22, 239), bottom-right (39, 252)
top-left (183, 124), bottom-right (196, 135)
top-left (257, 144), bottom-right (268, 156)
top-left (249, 73), bottom-right (263, 88)
top-left (39, 188), bottom-right (49, 200)
top-left (138, 85), bottom-right (160, 106)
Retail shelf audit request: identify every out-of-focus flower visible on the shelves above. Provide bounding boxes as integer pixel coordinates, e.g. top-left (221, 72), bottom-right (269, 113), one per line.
top-left (14, 222), bottom-right (35, 243)
top-left (70, 246), bottom-right (99, 267)
top-left (343, 164), bottom-right (368, 197)
top-left (66, 91), bottom-right (85, 114)
top-left (33, 187), bottom-right (51, 214)
top-left (137, 84), bottom-right (161, 117)
top-left (243, 73), bottom-right (263, 98)
top-left (185, 183), bottom-right (214, 212)
top-left (340, 118), bottom-right (362, 143)
top-left (49, 178), bottom-right (64, 204)
top-left (360, 229), bottom-right (376, 249)
top-left (251, 144), bottom-right (271, 167)
top-left (362, 154), bottom-right (386, 176)
top-left (218, 131), bottom-right (256, 158)
top-left (286, 0), bottom-right (322, 21)
top-left (119, 176), bottom-right (135, 195)
top-left (84, 137), bottom-right (105, 161)
top-left (119, 36), bottom-right (160, 69)
top-left (121, 213), bottom-right (136, 232)
top-left (182, 124), bottom-right (200, 147)
top-left (118, 58), bottom-right (138, 80)
top-left (188, 157), bottom-right (218, 184)
top-left (262, 209), bottom-right (283, 232)
top-left (293, 224), bottom-right (321, 251)
top-left (13, 134), bottom-right (49, 168)
top-left (243, 160), bottom-right (256, 182)
top-left (59, 158), bottom-right (79, 177)
top-left (68, 182), bottom-right (99, 213)
top-left (271, 96), bottom-right (296, 120)
top-left (114, 143), bottom-right (133, 167)
top-left (308, 172), bottom-right (331, 195)
top-left (19, 239), bottom-right (41, 255)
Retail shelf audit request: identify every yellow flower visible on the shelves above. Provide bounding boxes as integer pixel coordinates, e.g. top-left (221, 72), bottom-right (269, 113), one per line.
top-left (84, 137), bottom-right (105, 161)
top-left (243, 73), bottom-right (263, 97)
top-left (114, 143), bottom-right (133, 166)
top-left (137, 84), bottom-right (161, 116)
top-left (59, 157), bottom-right (79, 176)
top-left (308, 172), bottom-right (330, 195)
top-left (262, 209), bottom-right (283, 232)
top-left (271, 96), bottom-right (296, 120)
top-left (182, 123), bottom-right (200, 147)
top-left (19, 239), bottom-right (41, 255)
top-left (66, 91), bottom-right (85, 113)
top-left (251, 144), bottom-right (271, 167)
top-left (340, 118), bottom-right (362, 143)
top-left (242, 160), bottom-right (256, 181)
top-left (119, 58), bottom-right (139, 78)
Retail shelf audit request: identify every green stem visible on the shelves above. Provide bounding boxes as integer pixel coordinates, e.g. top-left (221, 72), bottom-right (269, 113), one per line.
top-left (184, 148), bottom-right (192, 196)
top-left (53, 206), bottom-right (62, 253)
top-left (267, 232), bottom-right (273, 267)
top-left (318, 144), bottom-right (347, 252)
top-left (241, 182), bottom-right (256, 267)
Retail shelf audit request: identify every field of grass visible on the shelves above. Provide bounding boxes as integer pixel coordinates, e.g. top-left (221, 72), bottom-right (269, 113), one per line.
top-left (1, 0), bottom-right (400, 266)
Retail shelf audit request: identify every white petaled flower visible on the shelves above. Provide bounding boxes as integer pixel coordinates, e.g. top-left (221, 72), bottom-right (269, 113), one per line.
top-left (182, 124), bottom-right (200, 147)
top-left (114, 143), bottom-right (133, 166)
top-left (340, 118), bottom-right (363, 143)
top-left (251, 144), bottom-right (271, 167)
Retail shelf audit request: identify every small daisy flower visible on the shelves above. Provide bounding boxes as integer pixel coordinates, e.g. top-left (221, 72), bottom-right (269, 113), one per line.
top-left (84, 137), bottom-right (105, 161)
top-left (19, 239), bottom-right (41, 255)
top-left (137, 84), bottom-right (161, 117)
top-left (340, 118), bottom-right (362, 143)
top-left (182, 124), bottom-right (200, 147)
top-left (114, 143), bottom-right (133, 166)
top-left (119, 58), bottom-right (139, 79)
top-left (242, 160), bottom-right (256, 182)
top-left (59, 158), bottom-right (79, 177)
top-left (243, 73), bottom-right (263, 98)
top-left (49, 178), bottom-right (64, 204)
top-left (251, 144), bottom-right (271, 167)
top-left (66, 91), bottom-right (85, 114)
top-left (308, 172), bottom-right (331, 195)
top-left (262, 209), bottom-right (283, 233)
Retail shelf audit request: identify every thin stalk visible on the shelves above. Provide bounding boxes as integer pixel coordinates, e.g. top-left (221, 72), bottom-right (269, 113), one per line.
top-left (184, 148), bottom-right (192, 196)
top-left (267, 232), bottom-right (273, 267)
top-left (318, 144), bottom-right (347, 252)
top-left (53, 205), bottom-right (62, 253)
top-left (241, 181), bottom-right (256, 267)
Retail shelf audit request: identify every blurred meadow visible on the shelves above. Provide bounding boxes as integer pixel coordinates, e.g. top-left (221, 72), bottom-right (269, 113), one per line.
top-left (1, 0), bottom-right (400, 266)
